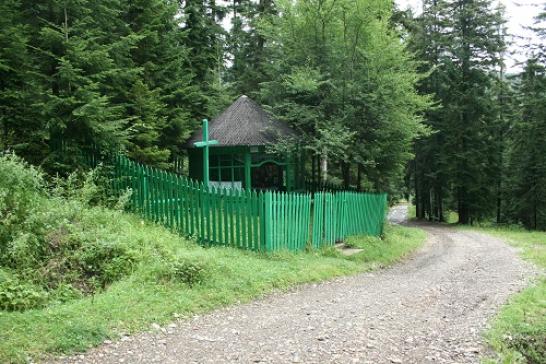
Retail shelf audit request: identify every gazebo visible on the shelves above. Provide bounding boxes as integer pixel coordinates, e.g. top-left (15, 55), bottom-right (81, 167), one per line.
top-left (185, 95), bottom-right (303, 191)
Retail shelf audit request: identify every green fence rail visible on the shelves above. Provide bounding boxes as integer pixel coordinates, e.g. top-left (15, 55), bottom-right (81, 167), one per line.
top-left (112, 155), bottom-right (387, 252)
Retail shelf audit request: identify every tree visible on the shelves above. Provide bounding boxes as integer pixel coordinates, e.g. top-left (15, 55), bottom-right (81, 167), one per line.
top-left (0, 0), bottom-right (43, 163)
top-left (19, 0), bottom-right (132, 172)
top-left (407, 0), bottom-right (506, 223)
top-left (503, 6), bottom-right (546, 230)
top-left (506, 59), bottom-right (546, 229)
top-left (259, 0), bottom-right (430, 193)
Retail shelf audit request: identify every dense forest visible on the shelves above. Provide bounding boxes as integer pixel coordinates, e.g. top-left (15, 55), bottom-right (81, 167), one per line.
top-left (0, 0), bottom-right (545, 230)
top-left (405, 0), bottom-right (546, 230)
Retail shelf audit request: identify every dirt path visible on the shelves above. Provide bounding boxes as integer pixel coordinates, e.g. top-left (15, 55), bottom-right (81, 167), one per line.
top-left (53, 207), bottom-right (537, 364)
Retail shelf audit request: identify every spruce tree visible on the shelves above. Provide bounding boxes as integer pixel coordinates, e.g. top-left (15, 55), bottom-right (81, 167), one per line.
top-left (408, 0), bottom-right (506, 223)
top-left (18, 0), bottom-right (132, 172)
top-left (505, 6), bottom-right (546, 229)
top-left (0, 0), bottom-right (44, 163)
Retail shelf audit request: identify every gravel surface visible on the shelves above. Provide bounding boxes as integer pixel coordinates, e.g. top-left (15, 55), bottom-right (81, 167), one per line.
top-left (52, 206), bottom-right (538, 364)
top-left (388, 204), bottom-right (409, 225)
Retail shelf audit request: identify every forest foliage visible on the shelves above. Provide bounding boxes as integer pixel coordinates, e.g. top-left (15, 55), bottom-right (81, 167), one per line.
top-left (404, 0), bottom-right (546, 229)
top-left (0, 0), bottom-right (545, 229)
top-left (0, 0), bottom-right (429, 196)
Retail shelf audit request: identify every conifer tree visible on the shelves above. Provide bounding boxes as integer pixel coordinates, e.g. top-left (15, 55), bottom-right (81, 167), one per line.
top-left (0, 0), bottom-right (43, 162)
top-left (20, 0), bottom-right (131, 172)
top-left (408, 0), bottom-right (506, 223)
top-left (506, 59), bottom-right (546, 229)
top-left (504, 6), bottom-right (546, 229)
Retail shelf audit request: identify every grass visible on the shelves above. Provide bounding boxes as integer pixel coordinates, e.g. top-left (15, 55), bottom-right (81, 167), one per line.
top-left (0, 217), bottom-right (426, 363)
top-left (406, 203), bottom-right (458, 224)
top-left (464, 226), bottom-right (545, 364)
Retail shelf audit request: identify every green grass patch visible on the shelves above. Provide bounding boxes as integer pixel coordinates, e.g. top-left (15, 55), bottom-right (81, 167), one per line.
top-left (345, 224), bottom-right (425, 266)
top-left (467, 226), bottom-right (545, 364)
top-left (408, 204), bottom-right (416, 220)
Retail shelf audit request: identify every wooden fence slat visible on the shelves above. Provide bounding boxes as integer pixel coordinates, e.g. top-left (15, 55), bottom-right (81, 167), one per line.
top-left (110, 155), bottom-right (387, 253)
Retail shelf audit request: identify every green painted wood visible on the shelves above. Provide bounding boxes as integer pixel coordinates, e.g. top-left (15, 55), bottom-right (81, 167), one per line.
top-left (205, 184), bottom-right (211, 243)
top-left (210, 186), bottom-right (216, 244)
top-left (110, 154), bottom-right (387, 253)
top-left (265, 192), bottom-right (272, 252)
top-left (244, 152), bottom-right (251, 190)
top-left (221, 188), bottom-right (227, 246)
top-left (193, 119), bottom-right (218, 187)
top-left (199, 182), bottom-right (206, 243)
top-left (259, 192), bottom-right (265, 251)
top-left (189, 179), bottom-right (195, 235)
top-left (287, 193), bottom-right (293, 250)
top-left (229, 188), bottom-right (235, 246)
top-left (217, 188), bottom-right (224, 245)
top-left (252, 191), bottom-right (259, 250)
top-left (241, 189), bottom-right (246, 249)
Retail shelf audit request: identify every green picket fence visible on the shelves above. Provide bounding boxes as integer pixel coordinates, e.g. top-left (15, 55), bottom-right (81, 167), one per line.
top-left (264, 191), bottom-right (312, 251)
top-left (112, 155), bottom-right (387, 252)
top-left (312, 191), bottom-right (387, 247)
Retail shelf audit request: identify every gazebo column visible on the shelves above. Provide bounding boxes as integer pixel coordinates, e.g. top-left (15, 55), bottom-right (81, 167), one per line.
top-left (286, 152), bottom-right (295, 191)
top-left (244, 150), bottom-right (252, 190)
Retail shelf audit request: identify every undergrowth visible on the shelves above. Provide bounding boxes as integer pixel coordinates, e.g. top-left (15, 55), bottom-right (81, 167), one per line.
top-left (0, 154), bottom-right (140, 311)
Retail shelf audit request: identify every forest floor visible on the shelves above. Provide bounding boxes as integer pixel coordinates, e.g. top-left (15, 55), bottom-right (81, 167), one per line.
top-left (49, 207), bottom-right (539, 364)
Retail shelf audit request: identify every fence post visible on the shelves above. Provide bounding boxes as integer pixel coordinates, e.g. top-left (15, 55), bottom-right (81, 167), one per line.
top-left (264, 191), bottom-right (273, 252)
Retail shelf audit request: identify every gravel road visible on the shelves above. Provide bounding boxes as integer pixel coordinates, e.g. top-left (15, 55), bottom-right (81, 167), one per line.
top-left (53, 206), bottom-right (538, 364)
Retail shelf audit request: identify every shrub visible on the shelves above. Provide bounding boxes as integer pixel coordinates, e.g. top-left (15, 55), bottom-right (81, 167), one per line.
top-left (159, 258), bottom-right (209, 287)
top-left (0, 154), bottom-right (44, 249)
top-left (75, 240), bottom-right (137, 289)
top-left (0, 155), bottom-right (140, 310)
top-left (510, 332), bottom-right (546, 364)
top-left (0, 272), bottom-right (48, 311)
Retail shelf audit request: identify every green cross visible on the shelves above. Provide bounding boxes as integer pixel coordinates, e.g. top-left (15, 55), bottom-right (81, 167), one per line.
top-left (193, 118), bottom-right (218, 187)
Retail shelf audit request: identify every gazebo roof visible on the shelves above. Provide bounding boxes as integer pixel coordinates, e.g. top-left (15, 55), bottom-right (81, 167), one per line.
top-left (186, 95), bottom-right (297, 147)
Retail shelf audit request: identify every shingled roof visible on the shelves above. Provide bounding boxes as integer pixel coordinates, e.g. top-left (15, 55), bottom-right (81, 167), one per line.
top-left (186, 95), bottom-right (297, 147)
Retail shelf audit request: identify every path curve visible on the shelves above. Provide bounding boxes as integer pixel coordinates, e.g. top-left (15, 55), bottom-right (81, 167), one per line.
top-left (53, 209), bottom-right (537, 364)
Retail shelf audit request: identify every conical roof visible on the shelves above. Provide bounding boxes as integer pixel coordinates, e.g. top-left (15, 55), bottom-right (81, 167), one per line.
top-left (186, 95), bottom-right (297, 147)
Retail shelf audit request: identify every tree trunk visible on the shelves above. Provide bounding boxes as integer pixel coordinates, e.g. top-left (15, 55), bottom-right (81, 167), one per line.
top-left (341, 161), bottom-right (350, 188)
top-left (357, 164), bottom-right (362, 191)
top-left (414, 160), bottom-right (424, 219)
top-left (458, 187), bottom-right (470, 224)
top-left (437, 185), bottom-right (444, 222)
top-left (320, 154), bottom-right (328, 182)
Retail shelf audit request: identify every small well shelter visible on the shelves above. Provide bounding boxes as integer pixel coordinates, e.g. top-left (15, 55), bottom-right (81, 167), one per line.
top-left (186, 95), bottom-right (302, 191)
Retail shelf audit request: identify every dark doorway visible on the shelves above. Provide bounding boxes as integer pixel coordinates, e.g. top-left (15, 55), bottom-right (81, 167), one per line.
top-left (252, 162), bottom-right (284, 190)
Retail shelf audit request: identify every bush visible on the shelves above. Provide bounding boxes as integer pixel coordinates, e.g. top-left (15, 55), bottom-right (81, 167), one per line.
top-left (510, 332), bottom-right (546, 364)
top-left (159, 257), bottom-right (210, 287)
top-left (75, 240), bottom-right (137, 289)
top-left (0, 153), bottom-right (44, 249)
top-left (0, 272), bottom-right (48, 311)
top-left (0, 155), bottom-right (140, 309)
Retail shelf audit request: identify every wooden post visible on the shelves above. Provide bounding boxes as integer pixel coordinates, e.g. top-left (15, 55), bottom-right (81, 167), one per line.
top-left (193, 119), bottom-right (218, 187)
top-left (244, 151), bottom-right (251, 190)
